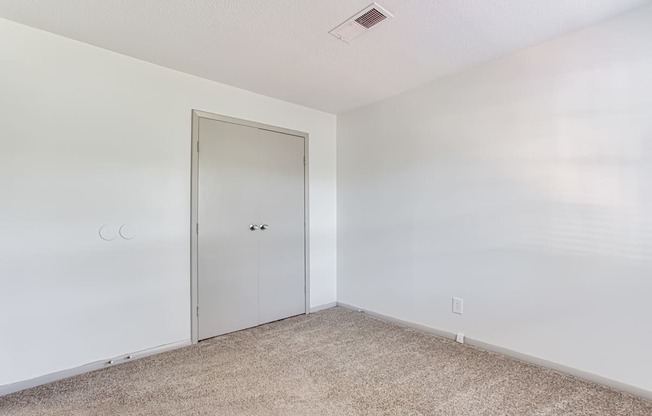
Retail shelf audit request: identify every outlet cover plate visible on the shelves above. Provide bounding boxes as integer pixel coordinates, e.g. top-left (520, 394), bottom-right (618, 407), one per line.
top-left (452, 297), bottom-right (463, 315)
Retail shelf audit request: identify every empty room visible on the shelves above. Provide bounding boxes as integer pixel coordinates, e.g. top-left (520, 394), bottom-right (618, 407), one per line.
top-left (1, 0), bottom-right (651, 415)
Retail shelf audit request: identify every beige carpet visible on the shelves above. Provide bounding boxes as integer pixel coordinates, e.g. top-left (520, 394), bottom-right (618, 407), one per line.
top-left (1, 307), bottom-right (650, 416)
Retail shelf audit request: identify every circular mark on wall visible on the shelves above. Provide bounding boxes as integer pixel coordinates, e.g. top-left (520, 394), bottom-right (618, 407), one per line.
top-left (99, 224), bottom-right (118, 241)
top-left (119, 223), bottom-right (137, 240)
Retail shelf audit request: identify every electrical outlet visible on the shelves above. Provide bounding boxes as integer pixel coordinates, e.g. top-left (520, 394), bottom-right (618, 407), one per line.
top-left (456, 333), bottom-right (465, 343)
top-left (452, 297), bottom-right (463, 315)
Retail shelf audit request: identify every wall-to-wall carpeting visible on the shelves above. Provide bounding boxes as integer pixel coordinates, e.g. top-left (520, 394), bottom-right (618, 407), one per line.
top-left (1, 308), bottom-right (650, 415)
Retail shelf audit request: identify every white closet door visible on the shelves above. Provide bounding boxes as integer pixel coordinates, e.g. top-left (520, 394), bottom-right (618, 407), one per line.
top-left (197, 117), bottom-right (306, 340)
top-left (198, 119), bottom-right (260, 339)
top-left (257, 129), bottom-right (306, 324)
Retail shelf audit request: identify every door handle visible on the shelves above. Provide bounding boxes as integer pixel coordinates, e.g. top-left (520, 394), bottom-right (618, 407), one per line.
top-left (260, 224), bottom-right (269, 230)
top-left (249, 224), bottom-right (259, 231)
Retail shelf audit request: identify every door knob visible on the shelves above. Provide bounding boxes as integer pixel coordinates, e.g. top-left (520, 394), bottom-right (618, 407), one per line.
top-left (249, 224), bottom-right (259, 231)
top-left (260, 224), bottom-right (269, 230)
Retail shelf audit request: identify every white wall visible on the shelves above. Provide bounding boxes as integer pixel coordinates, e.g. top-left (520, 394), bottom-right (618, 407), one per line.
top-left (338, 5), bottom-right (652, 394)
top-left (0, 18), bottom-right (336, 387)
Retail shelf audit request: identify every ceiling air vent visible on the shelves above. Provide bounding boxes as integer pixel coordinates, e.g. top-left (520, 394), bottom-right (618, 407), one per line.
top-left (355, 8), bottom-right (388, 28)
top-left (329, 3), bottom-right (393, 44)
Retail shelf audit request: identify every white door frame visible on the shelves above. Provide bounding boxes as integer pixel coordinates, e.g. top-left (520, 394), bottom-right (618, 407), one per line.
top-left (190, 110), bottom-right (310, 344)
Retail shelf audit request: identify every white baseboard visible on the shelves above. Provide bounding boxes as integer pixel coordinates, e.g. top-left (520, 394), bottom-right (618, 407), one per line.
top-left (336, 302), bottom-right (652, 401)
top-left (310, 301), bottom-right (337, 313)
top-left (0, 340), bottom-right (191, 398)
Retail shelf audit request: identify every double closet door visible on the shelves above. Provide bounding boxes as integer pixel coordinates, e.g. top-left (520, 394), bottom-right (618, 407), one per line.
top-left (197, 117), bottom-right (306, 340)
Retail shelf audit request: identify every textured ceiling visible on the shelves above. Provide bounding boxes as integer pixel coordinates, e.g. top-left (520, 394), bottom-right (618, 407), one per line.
top-left (0, 0), bottom-right (649, 113)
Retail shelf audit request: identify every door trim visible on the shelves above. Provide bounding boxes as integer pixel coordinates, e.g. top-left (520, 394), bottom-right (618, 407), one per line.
top-left (190, 110), bottom-right (310, 344)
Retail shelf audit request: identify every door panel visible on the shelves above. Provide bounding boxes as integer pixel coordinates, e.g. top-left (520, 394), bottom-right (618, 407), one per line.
top-left (257, 129), bottom-right (306, 324)
top-left (198, 119), bottom-right (260, 339)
